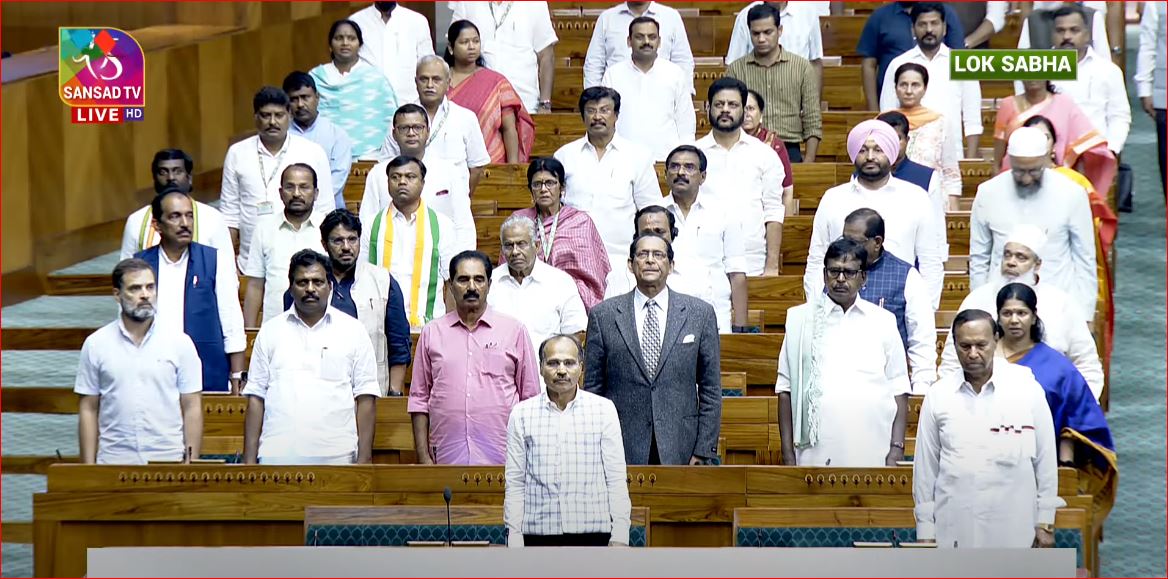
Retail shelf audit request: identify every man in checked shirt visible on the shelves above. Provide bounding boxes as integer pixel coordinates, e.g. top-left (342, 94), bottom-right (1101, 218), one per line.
top-left (504, 334), bottom-right (632, 547)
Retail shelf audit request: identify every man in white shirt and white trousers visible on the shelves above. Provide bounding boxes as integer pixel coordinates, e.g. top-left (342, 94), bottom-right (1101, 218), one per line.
top-left (938, 224), bottom-right (1104, 400)
top-left (505, 334), bottom-right (631, 547)
top-left (914, 309), bottom-right (1064, 548)
top-left (349, 2), bottom-right (435, 102)
top-left (450, 1), bottom-right (558, 113)
top-left (970, 127), bottom-right (1097, 321)
top-left (585, 1), bottom-right (695, 94)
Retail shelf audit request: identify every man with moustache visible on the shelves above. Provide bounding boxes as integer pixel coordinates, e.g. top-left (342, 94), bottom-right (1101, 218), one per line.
top-left (136, 188), bottom-right (246, 394)
top-left (348, 1), bottom-right (435, 102)
top-left (281, 210), bottom-right (411, 396)
top-left (243, 249), bottom-right (381, 465)
top-left (504, 334), bottom-right (631, 547)
top-left (242, 164), bottom-right (326, 326)
top-left (939, 224), bottom-right (1103, 399)
top-left (875, 112), bottom-right (943, 218)
top-left (777, 238), bottom-right (909, 467)
top-left (970, 127), bottom-right (1096, 320)
top-left (410, 251), bottom-right (541, 465)
top-left (76, 259), bottom-right (204, 464)
top-left (805, 120), bottom-right (944, 307)
top-left (584, 233), bottom-right (722, 466)
top-left (360, 156), bottom-right (459, 330)
top-left (284, 71), bottom-right (352, 210)
top-left (554, 86), bottom-right (662, 297)
top-left (857, 1), bottom-right (965, 109)
top-left (221, 87), bottom-right (334, 272)
top-left (585, 1), bottom-right (694, 93)
top-left (121, 149), bottom-right (233, 260)
top-left (694, 77), bottom-right (786, 277)
top-left (599, 16), bottom-right (695, 161)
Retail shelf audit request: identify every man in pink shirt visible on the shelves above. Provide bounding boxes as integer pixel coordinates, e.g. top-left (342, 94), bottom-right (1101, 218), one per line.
top-left (409, 250), bottom-right (541, 465)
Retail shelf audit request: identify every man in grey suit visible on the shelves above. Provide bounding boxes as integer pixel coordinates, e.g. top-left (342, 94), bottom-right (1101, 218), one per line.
top-left (583, 233), bottom-right (722, 465)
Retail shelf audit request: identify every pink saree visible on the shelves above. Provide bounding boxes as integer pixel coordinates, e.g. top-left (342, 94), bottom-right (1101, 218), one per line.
top-left (448, 68), bottom-right (535, 164)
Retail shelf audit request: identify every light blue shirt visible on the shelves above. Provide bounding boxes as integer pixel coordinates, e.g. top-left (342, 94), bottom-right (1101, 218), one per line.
top-left (292, 115), bottom-right (353, 210)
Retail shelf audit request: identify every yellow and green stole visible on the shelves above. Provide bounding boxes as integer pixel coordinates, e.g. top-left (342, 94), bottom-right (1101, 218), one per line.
top-left (367, 201), bottom-right (442, 327)
top-left (138, 203), bottom-right (200, 252)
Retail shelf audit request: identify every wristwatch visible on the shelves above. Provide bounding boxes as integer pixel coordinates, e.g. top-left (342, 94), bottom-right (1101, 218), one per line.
top-left (232, 371), bottom-right (247, 382)
top-left (890, 441), bottom-right (905, 449)
top-left (537, 99), bottom-right (552, 109)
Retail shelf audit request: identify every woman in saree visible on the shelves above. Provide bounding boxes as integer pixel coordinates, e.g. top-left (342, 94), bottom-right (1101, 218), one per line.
top-left (504, 158), bottom-right (610, 311)
top-left (994, 80), bottom-right (1117, 197)
top-left (1023, 114), bottom-right (1117, 362)
top-left (444, 19), bottom-right (535, 164)
top-left (309, 19), bottom-right (399, 159)
top-left (995, 282), bottom-right (1117, 527)
top-left (892, 62), bottom-right (962, 210)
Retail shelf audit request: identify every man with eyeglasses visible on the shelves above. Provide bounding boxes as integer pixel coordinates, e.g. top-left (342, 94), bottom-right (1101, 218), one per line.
top-left (242, 164), bottom-right (326, 327)
top-left (583, 233), bottom-right (722, 465)
top-left (970, 126), bottom-right (1097, 321)
top-left (777, 238), bottom-right (910, 467)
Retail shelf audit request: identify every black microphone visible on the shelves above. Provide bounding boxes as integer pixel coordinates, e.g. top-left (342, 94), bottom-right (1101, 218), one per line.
top-left (443, 486), bottom-right (453, 546)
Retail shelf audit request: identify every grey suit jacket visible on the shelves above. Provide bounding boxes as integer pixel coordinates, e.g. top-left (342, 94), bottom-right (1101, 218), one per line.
top-left (583, 289), bottom-right (722, 465)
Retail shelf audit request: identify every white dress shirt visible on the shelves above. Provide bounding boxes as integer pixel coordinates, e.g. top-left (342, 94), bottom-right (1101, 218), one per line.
top-left (937, 278), bottom-right (1104, 400)
top-left (359, 203), bottom-right (458, 323)
top-left (969, 170), bottom-right (1097, 320)
top-left (632, 287), bottom-right (670, 347)
top-left (74, 319), bottom-right (203, 464)
top-left (776, 297), bottom-right (910, 467)
top-left (805, 177), bottom-right (944, 307)
top-left (1135, 2), bottom-right (1167, 109)
top-left (490, 261), bottom-right (588, 357)
top-left (1018, 2), bottom-right (1109, 57)
top-left (241, 214), bottom-right (323, 324)
top-left (380, 98), bottom-right (491, 176)
top-left (219, 135), bottom-right (335, 271)
top-left (450, 1), bottom-right (558, 112)
top-left (504, 389), bottom-right (632, 546)
top-left (913, 363), bottom-right (1065, 547)
top-left (359, 153), bottom-right (476, 253)
top-left (601, 59), bottom-right (696, 161)
top-left (726, 1), bottom-right (824, 64)
top-left (554, 135), bottom-right (662, 295)
top-left (349, 4), bottom-right (435, 102)
top-left (662, 194), bottom-right (746, 333)
top-left (242, 307), bottom-right (381, 464)
top-left (120, 201), bottom-right (234, 261)
top-left (1049, 47), bottom-right (1131, 153)
top-left (694, 131), bottom-right (786, 276)
top-left (879, 45), bottom-right (984, 159)
top-left (584, 2), bottom-right (695, 93)
top-left (154, 246), bottom-right (246, 363)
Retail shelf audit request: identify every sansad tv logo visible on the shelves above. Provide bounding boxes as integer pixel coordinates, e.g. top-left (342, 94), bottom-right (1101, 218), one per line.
top-left (58, 27), bottom-right (146, 124)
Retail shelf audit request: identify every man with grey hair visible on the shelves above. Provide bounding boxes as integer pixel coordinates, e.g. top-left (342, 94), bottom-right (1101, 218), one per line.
top-left (381, 55), bottom-right (490, 195)
top-left (489, 214), bottom-right (588, 383)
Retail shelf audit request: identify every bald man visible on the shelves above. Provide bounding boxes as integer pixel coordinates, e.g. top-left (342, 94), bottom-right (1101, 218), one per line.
top-left (804, 120), bottom-right (944, 308)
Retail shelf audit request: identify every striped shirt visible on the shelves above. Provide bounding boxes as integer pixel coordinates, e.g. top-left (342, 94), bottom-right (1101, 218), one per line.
top-left (504, 389), bottom-right (631, 546)
top-left (725, 49), bottom-right (822, 143)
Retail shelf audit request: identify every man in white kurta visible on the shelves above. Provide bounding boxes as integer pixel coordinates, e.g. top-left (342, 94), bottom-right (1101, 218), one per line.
top-left (450, 1), bottom-right (558, 113)
top-left (914, 311), bottom-right (1064, 548)
top-left (122, 149), bottom-right (234, 261)
top-left (349, 2), bottom-right (435, 102)
top-left (969, 127), bottom-right (1097, 320)
top-left (938, 225), bottom-right (1104, 400)
top-left (585, 1), bottom-right (695, 93)
top-left (777, 239), bottom-right (910, 467)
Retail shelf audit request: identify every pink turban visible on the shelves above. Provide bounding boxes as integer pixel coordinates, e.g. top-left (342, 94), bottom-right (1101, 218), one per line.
top-left (846, 119), bottom-right (900, 163)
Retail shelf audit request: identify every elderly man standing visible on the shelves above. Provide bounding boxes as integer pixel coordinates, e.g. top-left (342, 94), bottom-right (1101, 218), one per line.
top-left (778, 238), bottom-right (910, 467)
top-left (410, 251), bottom-right (541, 465)
top-left (505, 334), bottom-right (631, 547)
top-left (805, 119), bottom-right (944, 307)
top-left (914, 309), bottom-right (1064, 548)
top-left (940, 224), bottom-right (1103, 400)
top-left (490, 214), bottom-right (588, 365)
top-left (970, 127), bottom-right (1097, 320)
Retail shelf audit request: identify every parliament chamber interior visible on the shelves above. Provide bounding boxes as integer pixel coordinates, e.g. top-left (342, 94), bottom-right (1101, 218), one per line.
top-left (0, 1), bottom-right (1164, 577)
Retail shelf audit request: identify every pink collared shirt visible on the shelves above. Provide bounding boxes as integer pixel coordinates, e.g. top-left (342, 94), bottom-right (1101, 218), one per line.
top-left (408, 307), bottom-right (541, 465)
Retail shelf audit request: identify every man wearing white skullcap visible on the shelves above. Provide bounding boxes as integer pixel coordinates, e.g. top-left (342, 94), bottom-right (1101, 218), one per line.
top-left (970, 127), bottom-right (1097, 321)
top-left (937, 223), bottom-right (1104, 400)
top-left (805, 120), bottom-right (945, 307)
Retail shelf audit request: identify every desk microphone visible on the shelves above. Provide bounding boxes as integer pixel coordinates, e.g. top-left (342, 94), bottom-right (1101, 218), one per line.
top-left (443, 486), bottom-right (453, 546)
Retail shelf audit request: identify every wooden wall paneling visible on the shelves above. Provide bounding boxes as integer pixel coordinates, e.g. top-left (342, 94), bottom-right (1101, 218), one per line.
top-left (259, 1), bottom-right (294, 27)
top-left (291, 16), bottom-right (332, 73)
top-left (1, 83), bottom-right (34, 272)
top-left (131, 46), bottom-right (173, 194)
top-left (231, 30), bottom-right (265, 135)
top-left (198, 36), bottom-right (237, 169)
top-left (62, 108), bottom-right (137, 232)
top-left (27, 76), bottom-right (68, 240)
top-left (260, 22), bottom-right (297, 88)
top-left (163, 44), bottom-right (202, 171)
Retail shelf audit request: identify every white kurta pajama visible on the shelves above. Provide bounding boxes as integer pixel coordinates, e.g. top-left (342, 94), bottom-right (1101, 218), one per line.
top-left (776, 297), bottom-right (909, 467)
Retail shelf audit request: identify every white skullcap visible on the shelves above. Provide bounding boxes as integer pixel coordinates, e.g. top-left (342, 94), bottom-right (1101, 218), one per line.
top-left (1004, 224), bottom-right (1048, 257)
top-left (1007, 126), bottom-right (1050, 158)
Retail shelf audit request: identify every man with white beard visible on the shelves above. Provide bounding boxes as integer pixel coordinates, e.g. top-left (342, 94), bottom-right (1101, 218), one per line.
top-left (937, 224), bottom-right (1104, 400)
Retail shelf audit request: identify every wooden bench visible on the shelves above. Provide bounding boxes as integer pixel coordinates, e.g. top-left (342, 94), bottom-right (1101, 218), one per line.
top-left (553, 14), bottom-right (737, 60)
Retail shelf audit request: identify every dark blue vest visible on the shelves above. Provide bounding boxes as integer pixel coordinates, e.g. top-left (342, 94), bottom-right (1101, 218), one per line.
top-left (859, 251), bottom-right (912, 349)
top-left (892, 159), bottom-right (935, 194)
top-left (137, 243), bottom-right (229, 392)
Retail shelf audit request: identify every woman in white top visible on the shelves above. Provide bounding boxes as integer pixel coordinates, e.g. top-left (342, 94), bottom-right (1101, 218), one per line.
top-left (891, 62), bottom-right (962, 211)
